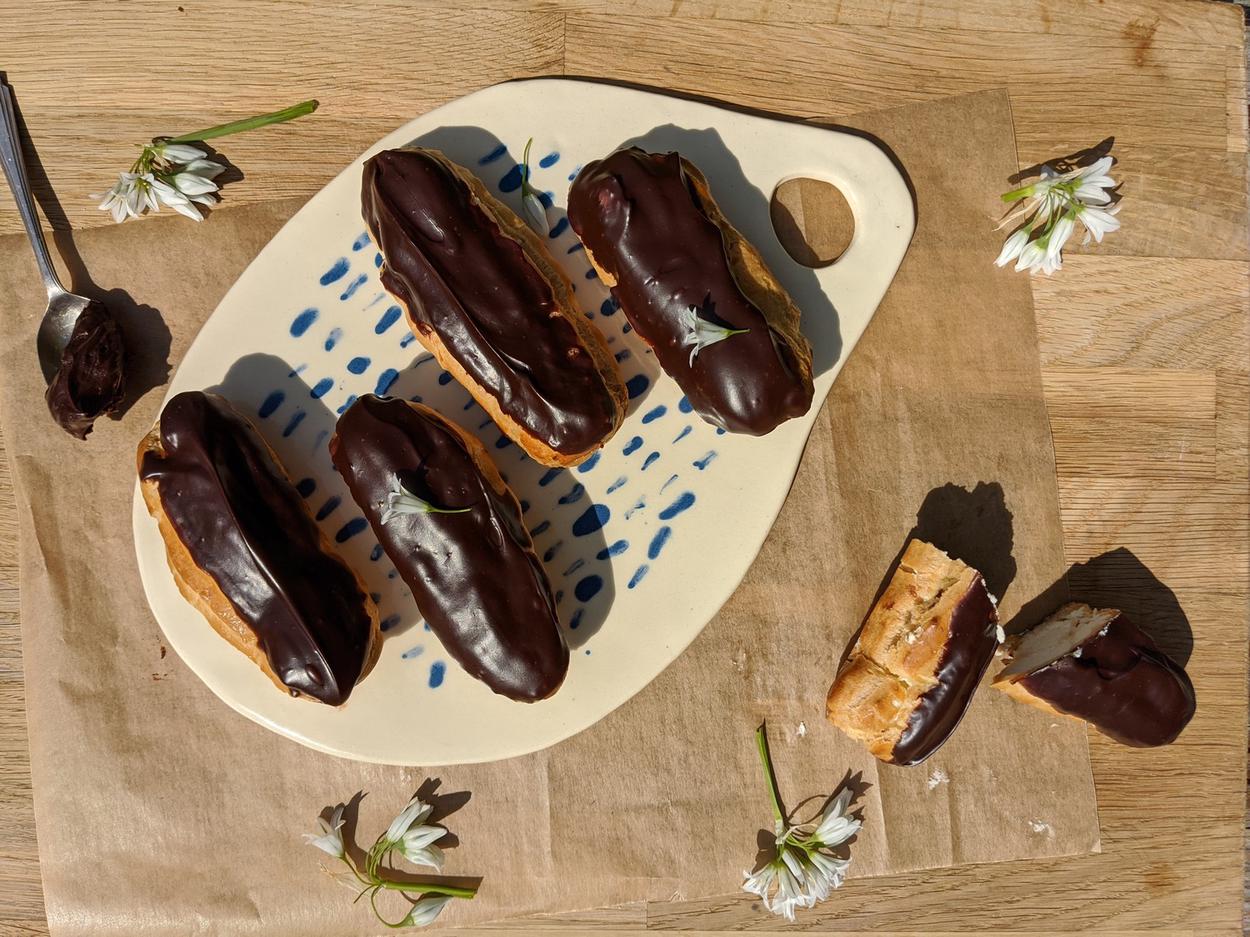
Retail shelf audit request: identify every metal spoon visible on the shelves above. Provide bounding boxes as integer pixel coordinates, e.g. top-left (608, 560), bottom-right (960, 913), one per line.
top-left (0, 78), bottom-right (90, 382)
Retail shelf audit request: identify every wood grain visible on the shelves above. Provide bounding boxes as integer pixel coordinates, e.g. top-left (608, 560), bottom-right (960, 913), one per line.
top-left (0, 1), bottom-right (1246, 935)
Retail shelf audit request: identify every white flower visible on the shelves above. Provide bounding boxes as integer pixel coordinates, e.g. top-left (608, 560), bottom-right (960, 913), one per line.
top-left (806, 788), bottom-right (862, 848)
top-left (521, 191), bottom-right (547, 235)
top-left (383, 795), bottom-right (433, 844)
top-left (302, 803), bottom-right (346, 858)
top-left (742, 863), bottom-right (776, 901)
top-left (994, 227), bottom-right (1030, 267)
top-left (92, 172), bottom-right (143, 223)
top-left (1070, 155), bottom-right (1116, 204)
top-left (996, 152), bottom-right (1120, 276)
top-left (1076, 201), bottom-right (1120, 244)
top-left (403, 894), bottom-right (453, 927)
top-left (151, 141), bottom-right (207, 165)
top-left (380, 480), bottom-right (470, 523)
top-left (145, 174), bottom-right (204, 220)
top-left (396, 822), bottom-right (446, 870)
top-left (172, 170), bottom-right (220, 197)
top-left (677, 303), bottom-right (749, 366)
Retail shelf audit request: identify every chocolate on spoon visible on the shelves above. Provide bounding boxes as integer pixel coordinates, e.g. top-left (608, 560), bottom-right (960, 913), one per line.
top-left (0, 77), bottom-right (128, 438)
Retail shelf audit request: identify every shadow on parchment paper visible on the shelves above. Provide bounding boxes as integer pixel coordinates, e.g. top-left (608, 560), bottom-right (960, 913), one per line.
top-left (835, 481), bottom-right (1016, 672)
top-left (1006, 546), bottom-right (1194, 667)
top-left (2, 77), bottom-right (172, 407)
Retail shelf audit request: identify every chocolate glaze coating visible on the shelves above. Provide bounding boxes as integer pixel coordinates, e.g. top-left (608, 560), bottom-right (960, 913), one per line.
top-left (567, 147), bottom-right (813, 435)
top-left (891, 575), bottom-right (999, 765)
top-left (362, 148), bottom-right (618, 456)
top-left (139, 391), bottom-right (373, 705)
top-left (331, 395), bottom-right (568, 701)
top-left (1017, 614), bottom-right (1195, 747)
top-left (45, 299), bottom-right (126, 439)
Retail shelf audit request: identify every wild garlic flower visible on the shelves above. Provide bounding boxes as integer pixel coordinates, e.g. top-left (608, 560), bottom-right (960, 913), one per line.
top-left (380, 480), bottom-right (471, 524)
top-left (995, 155), bottom-right (1121, 276)
top-left (742, 724), bottom-right (861, 920)
top-left (397, 824), bottom-right (446, 871)
top-left (404, 895), bottom-right (454, 927)
top-left (304, 791), bottom-right (477, 929)
top-left (678, 303), bottom-right (749, 366)
top-left (91, 99), bottom-right (317, 223)
top-left (383, 795), bottom-right (433, 843)
top-left (303, 803), bottom-right (347, 858)
top-left (519, 138), bottom-right (548, 235)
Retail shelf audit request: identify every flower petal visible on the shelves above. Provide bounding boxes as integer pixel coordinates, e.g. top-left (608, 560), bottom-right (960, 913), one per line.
top-left (404, 894), bottom-right (453, 927)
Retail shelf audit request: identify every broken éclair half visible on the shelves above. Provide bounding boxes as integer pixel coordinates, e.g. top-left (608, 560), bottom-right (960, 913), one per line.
top-left (993, 602), bottom-right (1195, 747)
top-left (826, 539), bottom-right (1000, 766)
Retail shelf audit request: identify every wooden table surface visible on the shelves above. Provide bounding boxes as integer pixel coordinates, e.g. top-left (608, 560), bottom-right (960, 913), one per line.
top-left (1, 1), bottom-right (1247, 934)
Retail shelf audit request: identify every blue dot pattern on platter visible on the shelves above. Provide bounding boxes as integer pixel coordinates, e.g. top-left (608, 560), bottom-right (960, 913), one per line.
top-left (264, 151), bottom-right (724, 689)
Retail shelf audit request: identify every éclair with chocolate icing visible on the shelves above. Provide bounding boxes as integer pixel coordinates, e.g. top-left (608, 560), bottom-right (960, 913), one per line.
top-left (137, 391), bottom-right (380, 706)
top-left (331, 394), bottom-right (568, 702)
top-left (361, 147), bottom-right (626, 468)
top-left (826, 539), bottom-right (1001, 766)
top-left (994, 602), bottom-right (1195, 747)
top-left (566, 147), bottom-right (814, 436)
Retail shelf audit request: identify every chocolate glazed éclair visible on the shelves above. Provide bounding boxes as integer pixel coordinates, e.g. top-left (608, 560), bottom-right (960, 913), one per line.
top-left (1017, 614), bottom-right (1195, 747)
top-left (567, 147), bottom-right (814, 435)
top-left (331, 395), bottom-right (569, 702)
top-left (890, 575), bottom-right (1000, 765)
top-left (138, 391), bottom-right (375, 705)
top-left (362, 147), bottom-right (620, 458)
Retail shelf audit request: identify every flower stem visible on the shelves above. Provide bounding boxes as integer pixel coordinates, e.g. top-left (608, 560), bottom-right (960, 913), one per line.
top-left (754, 723), bottom-right (786, 825)
top-left (373, 878), bottom-right (477, 899)
top-left (999, 184), bottom-right (1034, 203)
top-left (162, 99), bottom-right (319, 144)
top-left (369, 887), bottom-right (410, 929)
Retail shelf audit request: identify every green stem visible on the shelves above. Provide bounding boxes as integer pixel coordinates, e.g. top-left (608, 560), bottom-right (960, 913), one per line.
top-left (754, 723), bottom-right (786, 826)
top-left (999, 184), bottom-right (1034, 203)
top-left (373, 878), bottom-right (477, 899)
top-left (521, 138), bottom-right (533, 192)
top-left (162, 99), bottom-right (318, 143)
top-left (369, 887), bottom-right (411, 929)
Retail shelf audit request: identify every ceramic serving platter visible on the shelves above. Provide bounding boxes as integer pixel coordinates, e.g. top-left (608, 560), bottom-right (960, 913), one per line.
top-left (131, 78), bottom-right (915, 765)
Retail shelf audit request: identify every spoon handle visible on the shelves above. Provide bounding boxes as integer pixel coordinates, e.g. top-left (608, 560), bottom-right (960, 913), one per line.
top-left (0, 79), bottom-right (65, 299)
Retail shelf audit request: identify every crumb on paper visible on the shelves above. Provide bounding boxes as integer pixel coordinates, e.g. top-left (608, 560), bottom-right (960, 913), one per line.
top-left (730, 649), bottom-right (747, 672)
top-left (796, 721), bottom-right (807, 738)
top-left (1028, 819), bottom-right (1055, 837)
top-left (1072, 646), bottom-right (1083, 657)
top-left (927, 767), bottom-right (949, 790)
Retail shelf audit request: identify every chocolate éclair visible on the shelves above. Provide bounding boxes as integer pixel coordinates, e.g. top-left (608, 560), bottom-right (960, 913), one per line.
top-left (567, 147), bottom-right (814, 436)
top-left (993, 602), bottom-right (1195, 747)
top-left (362, 147), bottom-right (627, 467)
top-left (331, 394), bottom-right (569, 702)
top-left (826, 539), bottom-right (1001, 766)
top-left (137, 391), bottom-right (380, 706)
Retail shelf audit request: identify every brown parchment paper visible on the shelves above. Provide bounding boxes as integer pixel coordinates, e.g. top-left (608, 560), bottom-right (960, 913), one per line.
top-left (0, 89), bottom-right (1099, 936)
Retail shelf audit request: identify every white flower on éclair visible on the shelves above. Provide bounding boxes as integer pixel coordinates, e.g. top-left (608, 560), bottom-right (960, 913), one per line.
top-left (677, 303), bottom-right (749, 366)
